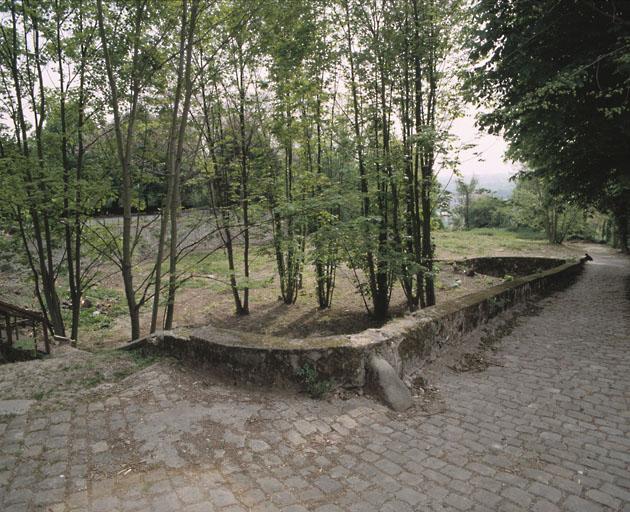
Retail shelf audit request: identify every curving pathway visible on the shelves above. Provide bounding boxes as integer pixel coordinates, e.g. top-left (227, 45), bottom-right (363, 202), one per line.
top-left (0, 246), bottom-right (628, 511)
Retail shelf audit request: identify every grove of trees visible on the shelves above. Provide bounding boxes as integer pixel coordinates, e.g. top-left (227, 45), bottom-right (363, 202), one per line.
top-left (451, 174), bottom-right (598, 245)
top-left (0, 0), bottom-right (465, 342)
top-left (0, 0), bottom-right (627, 345)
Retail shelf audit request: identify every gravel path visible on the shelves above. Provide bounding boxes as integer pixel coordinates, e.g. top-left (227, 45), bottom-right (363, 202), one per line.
top-left (0, 246), bottom-right (628, 511)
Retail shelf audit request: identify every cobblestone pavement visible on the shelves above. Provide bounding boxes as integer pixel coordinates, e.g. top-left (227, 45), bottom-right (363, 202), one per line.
top-left (1, 248), bottom-right (628, 512)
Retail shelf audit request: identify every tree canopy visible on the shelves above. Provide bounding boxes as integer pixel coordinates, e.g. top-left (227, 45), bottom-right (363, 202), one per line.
top-left (467, 0), bottom-right (630, 249)
top-left (0, 0), bottom-right (468, 341)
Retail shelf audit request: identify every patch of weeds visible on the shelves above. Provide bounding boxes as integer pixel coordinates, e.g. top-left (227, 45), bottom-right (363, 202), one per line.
top-left (112, 368), bottom-right (134, 380)
top-left (79, 309), bottom-right (113, 330)
top-left (508, 227), bottom-right (547, 240)
top-left (126, 350), bottom-right (158, 368)
top-left (488, 296), bottom-right (507, 310)
top-left (12, 338), bottom-right (36, 351)
top-left (82, 371), bottom-right (105, 388)
top-left (434, 228), bottom-right (558, 257)
top-left (180, 277), bottom-right (208, 289)
top-left (32, 389), bottom-right (53, 401)
top-left (62, 286), bottom-right (127, 332)
top-left (110, 352), bottom-right (157, 380)
top-left (88, 348), bottom-right (159, 384)
top-left (295, 362), bottom-right (333, 399)
top-left (97, 348), bottom-right (158, 368)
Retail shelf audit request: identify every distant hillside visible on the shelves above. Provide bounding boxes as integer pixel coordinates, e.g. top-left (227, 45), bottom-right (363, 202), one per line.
top-left (438, 171), bottom-right (516, 199)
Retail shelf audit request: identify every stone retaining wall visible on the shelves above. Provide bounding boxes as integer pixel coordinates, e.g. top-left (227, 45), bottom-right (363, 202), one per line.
top-left (139, 330), bottom-right (368, 388)
top-left (129, 256), bottom-right (587, 393)
top-left (372, 257), bottom-right (586, 378)
top-left (456, 256), bottom-right (566, 277)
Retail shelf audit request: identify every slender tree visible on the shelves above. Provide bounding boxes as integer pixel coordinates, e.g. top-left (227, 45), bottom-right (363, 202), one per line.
top-left (95, 0), bottom-right (159, 339)
top-left (0, 0), bottom-right (65, 335)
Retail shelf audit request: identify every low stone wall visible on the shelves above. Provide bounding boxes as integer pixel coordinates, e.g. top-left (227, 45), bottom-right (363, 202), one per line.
top-left (138, 328), bottom-right (368, 387)
top-left (372, 257), bottom-right (586, 378)
top-left (130, 256), bottom-right (587, 394)
top-left (455, 256), bottom-right (566, 278)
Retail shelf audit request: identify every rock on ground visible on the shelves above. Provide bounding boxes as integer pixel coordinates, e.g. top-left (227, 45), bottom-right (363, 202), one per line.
top-left (367, 354), bottom-right (413, 411)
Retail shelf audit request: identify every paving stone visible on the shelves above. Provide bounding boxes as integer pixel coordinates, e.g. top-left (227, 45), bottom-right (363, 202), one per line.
top-left (92, 496), bottom-right (120, 512)
top-left (444, 492), bottom-right (474, 511)
top-left (395, 487), bottom-right (426, 506)
top-left (183, 503), bottom-right (215, 512)
top-left (533, 499), bottom-right (560, 512)
top-left (248, 439), bottom-right (270, 452)
top-left (314, 475), bottom-right (343, 493)
top-left (151, 492), bottom-right (181, 512)
top-left (585, 488), bottom-right (621, 509)
top-left (91, 441), bottom-right (108, 453)
top-left (209, 489), bottom-right (237, 508)
top-left (0, 400), bottom-right (34, 416)
top-left (564, 495), bottom-right (604, 512)
top-left (176, 486), bottom-right (204, 505)
top-left (294, 420), bottom-right (317, 436)
top-left (529, 482), bottom-right (562, 503)
top-left (501, 486), bottom-right (533, 506)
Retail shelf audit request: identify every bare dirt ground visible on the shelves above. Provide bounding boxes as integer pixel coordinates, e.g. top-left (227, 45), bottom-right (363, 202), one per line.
top-left (70, 260), bottom-right (502, 350)
top-left (1, 226), bottom-right (591, 349)
top-left (91, 236), bottom-right (588, 348)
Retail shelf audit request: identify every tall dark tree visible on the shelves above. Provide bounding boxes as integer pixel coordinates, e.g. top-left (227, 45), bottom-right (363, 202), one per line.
top-left (467, 0), bottom-right (630, 251)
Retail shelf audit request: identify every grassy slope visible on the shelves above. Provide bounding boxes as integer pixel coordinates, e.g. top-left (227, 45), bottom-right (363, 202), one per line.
top-left (434, 228), bottom-right (583, 260)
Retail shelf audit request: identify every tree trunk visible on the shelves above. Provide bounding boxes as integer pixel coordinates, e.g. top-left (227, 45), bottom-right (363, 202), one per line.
top-left (165, 0), bottom-right (200, 329)
top-left (8, 1), bottom-right (66, 336)
top-left (152, 0), bottom-right (189, 332)
top-left (55, 1), bottom-right (80, 341)
top-left (344, 0), bottom-right (376, 315)
top-left (237, 46), bottom-right (250, 314)
top-left (615, 210), bottom-right (629, 253)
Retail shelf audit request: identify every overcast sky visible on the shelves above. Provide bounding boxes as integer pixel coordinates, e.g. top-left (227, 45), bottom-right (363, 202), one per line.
top-left (438, 110), bottom-right (519, 198)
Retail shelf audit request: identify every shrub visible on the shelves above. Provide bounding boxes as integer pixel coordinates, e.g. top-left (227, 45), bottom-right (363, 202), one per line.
top-left (295, 362), bottom-right (333, 399)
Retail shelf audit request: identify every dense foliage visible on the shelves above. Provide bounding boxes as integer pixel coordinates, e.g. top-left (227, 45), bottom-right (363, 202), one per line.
top-left (450, 175), bottom-right (601, 244)
top-left (0, 0), bottom-right (465, 341)
top-left (467, 0), bottom-right (630, 250)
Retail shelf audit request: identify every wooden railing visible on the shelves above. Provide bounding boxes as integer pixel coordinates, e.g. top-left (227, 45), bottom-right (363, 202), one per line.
top-left (0, 299), bottom-right (50, 355)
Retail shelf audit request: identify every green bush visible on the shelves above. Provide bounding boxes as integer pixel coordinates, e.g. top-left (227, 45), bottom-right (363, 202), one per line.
top-left (295, 362), bottom-right (333, 399)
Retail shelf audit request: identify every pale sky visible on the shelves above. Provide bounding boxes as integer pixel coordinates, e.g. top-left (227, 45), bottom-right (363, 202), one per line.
top-left (30, 51), bottom-right (518, 197)
top-left (439, 111), bottom-right (519, 198)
